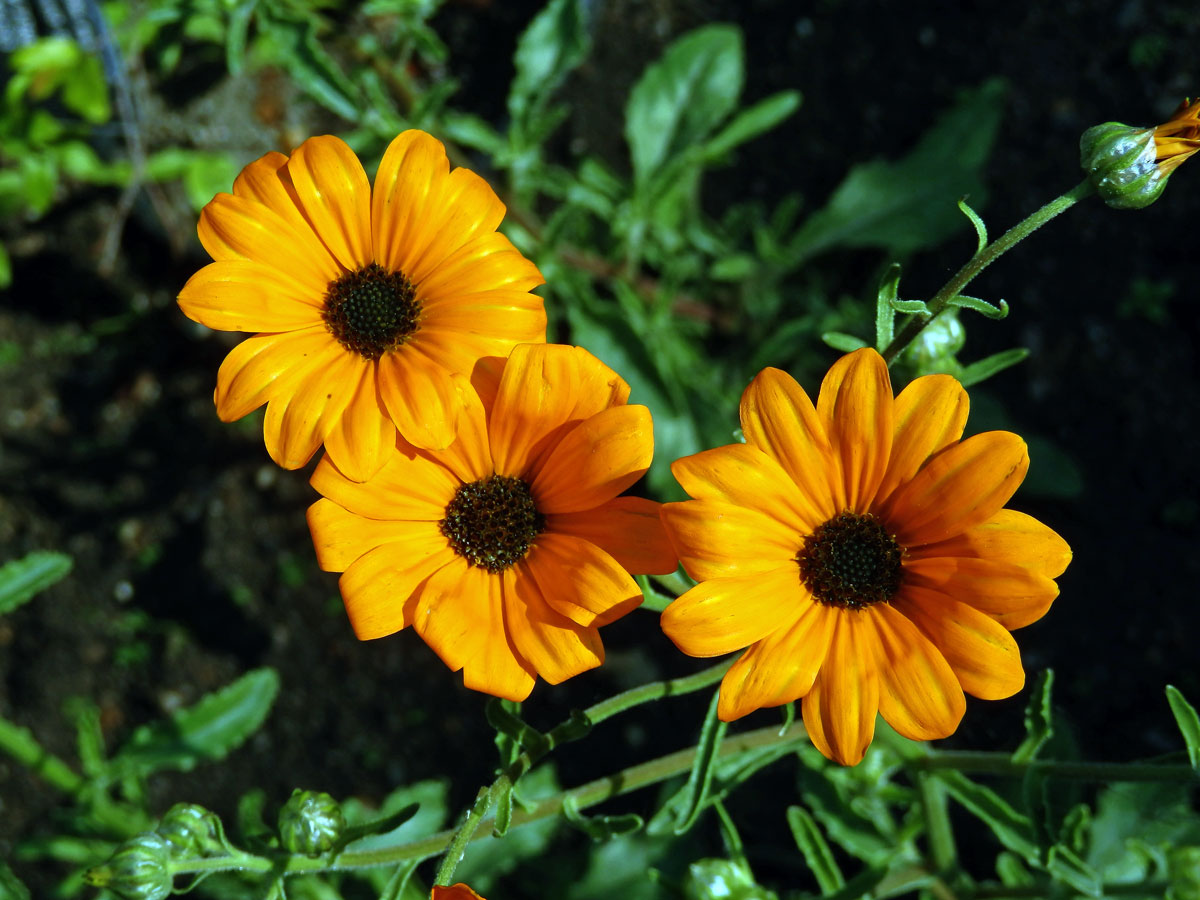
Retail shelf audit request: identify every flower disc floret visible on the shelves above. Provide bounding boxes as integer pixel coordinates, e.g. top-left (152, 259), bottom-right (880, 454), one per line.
top-left (323, 263), bottom-right (420, 360)
top-left (798, 512), bottom-right (902, 609)
top-left (440, 475), bottom-right (544, 573)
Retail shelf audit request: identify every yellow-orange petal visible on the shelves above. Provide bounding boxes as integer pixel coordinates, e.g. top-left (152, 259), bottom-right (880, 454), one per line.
top-left (287, 135), bottom-right (373, 271)
top-left (873, 373), bottom-right (969, 505)
top-left (415, 291), bottom-right (548, 370)
top-left (310, 445), bottom-right (457, 522)
top-left (262, 344), bottom-right (358, 469)
top-left (716, 599), bottom-right (835, 721)
top-left (893, 585), bottom-right (1025, 700)
top-left (432, 885), bottom-right (486, 900)
top-left (908, 509), bottom-right (1072, 579)
top-left (377, 349), bottom-right (461, 451)
top-left (904, 555), bottom-right (1059, 630)
top-left (179, 260), bottom-right (324, 333)
top-left (417, 231), bottom-right (544, 300)
top-left (231, 151), bottom-right (310, 236)
top-left (547, 496), bottom-right (677, 575)
top-left (214, 325), bottom-right (332, 422)
top-left (489, 344), bottom-right (629, 478)
top-left (502, 566), bottom-right (603, 684)
top-left (661, 566), bottom-right (805, 658)
top-left (306, 498), bottom-right (433, 571)
top-left (884, 431), bottom-right (1029, 547)
top-left (531, 405), bottom-right (653, 514)
top-left (198, 192), bottom-right (340, 289)
top-left (671, 443), bottom-right (818, 534)
top-left (815, 348), bottom-right (893, 511)
top-left (421, 373), bottom-right (492, 484)
top-left (413, 559), bottom-right (536, 701)
top-left (801, 612), bottom-right (879, 766)
top-left (322, 365), bottom-right (396, 483)
top-left (406, 167), bottom-right (508, 285)
top-left (739, 367), bottom-right (838, 523)
top-left (660, 499), bottom-right (802, 581)
top-left (339, 538), bottom-right (455, 639)
top-left (524, 531), bottom-right (642, 628)
top-left (871, 602), bottom-right (965, 742)
top-left (372, 131), bottom-right (448, 276)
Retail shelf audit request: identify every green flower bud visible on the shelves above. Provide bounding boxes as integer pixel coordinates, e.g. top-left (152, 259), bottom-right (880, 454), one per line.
top-left (683, 859), bottom-right (778, 900)
top-left (84, 832), bottom-right (172, 900)
top-left (1079, 122), bottom-right (1165, 210)
top-left (903, 309), bottom-right (965, 376)
top-left (277, 789), bottom-right (345, 857)
top-left (156, 802), bottom-right (223, 858)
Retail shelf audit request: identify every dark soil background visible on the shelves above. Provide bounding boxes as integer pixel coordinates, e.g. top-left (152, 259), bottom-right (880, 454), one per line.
top-left (3, 0), bottom-right (1199, 895)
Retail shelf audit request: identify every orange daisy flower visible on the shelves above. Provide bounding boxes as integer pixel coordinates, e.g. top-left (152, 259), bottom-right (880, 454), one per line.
top-left (433, 886), bottom-right (485, 900)
top-left (659, 348), bottom-right (1071, 766)
top-left (179, 130), bottom-right (545, 481)
top-left (306, 343), bottom-right (678, 700)
top-left (1152, 97), bottom-right (1200, 177)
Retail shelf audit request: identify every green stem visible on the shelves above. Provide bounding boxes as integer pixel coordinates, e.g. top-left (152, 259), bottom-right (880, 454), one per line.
top-left (0, 715), bottom-right (85, 795)
top-left (881, 180), bottom-right (1095, 365)
top-left (966, 882), bottom-right (1169, 899)
top-left (915, 750), bottom-right (1198, 782)
top-left (917, 771), bottom-right (956, 872)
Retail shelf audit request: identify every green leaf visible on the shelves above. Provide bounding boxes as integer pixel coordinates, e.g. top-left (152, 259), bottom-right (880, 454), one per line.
top-left (485, 699), bottom-right (549, 758)
top-left (625, 24), bottom-right (743, 183)
top-left (957, 347), bottom-right (1029, 387)
top-left (341, 780), bottom-right (448, 854)
top-left (0, 243), bottom-right (11, 289)
top-left (936, 770), bottom-right (1039, 863)
top-left (508, 0), bottom-right (589, 127)
top-left (875, 263), bottom-right (901, 350)
top-left (673, 690), bottom-right (728, 833)
top-left (336, 803), bottom-right (419, 849)
top-left (0, 552), bottom-right (73, 615)
top-left (112, 668), bottom-right (280, 775)
top-left (787, 805), bottom-right (845, 893)
top-left (563, 795), bottom-right (644, 841)
top-left (1046, 844), bottom-right (1102, 897)
top-left (958, 197), bottom-right (988, 254)
top-left (949, 293), bottom-right (1009, 319)
top-left (700, 90), bottom-right (802, 161)
top-left (1013, 669), bottom-right (1055, 764)
top-left (225, 0), bottom-right (259, 74)
top-left (492, 781), bottom-right (514, 837)
top-left (889, 298), bottom-right (932, 315)
top-left (821, 331), bottom-right (869, 352)
top-left (1166, 685), bottom-right (1200, 770)
top-left (787, 78), bottom-right (1007, 264)
top-left (0, 860), bottom-right (31, 900)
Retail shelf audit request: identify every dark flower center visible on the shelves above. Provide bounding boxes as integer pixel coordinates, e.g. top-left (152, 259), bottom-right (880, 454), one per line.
top-left (439, 475), bottom-right (545, 573)
top-left (322, 263), bottom-right (421, 360)
top-left (796, 512), bottom-right (903, 610)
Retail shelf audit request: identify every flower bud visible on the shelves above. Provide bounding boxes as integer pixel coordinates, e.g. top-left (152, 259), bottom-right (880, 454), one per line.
top-left (84, 832), bottom-right (172, 900)
top-left (683, 859), bottom-right (778, 900)
top-left (155, 802), bottom-right (223, 858)
top-left (277, 789), bottom-right (345, 857)
top-left (1081, 99), bottom-right (1200, 210)
top-left (903, 309), bottom-right (965, 376)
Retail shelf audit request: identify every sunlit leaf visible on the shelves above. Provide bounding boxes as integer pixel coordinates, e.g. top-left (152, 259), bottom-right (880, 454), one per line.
top-left (0, 551), bottom-right (73, 615)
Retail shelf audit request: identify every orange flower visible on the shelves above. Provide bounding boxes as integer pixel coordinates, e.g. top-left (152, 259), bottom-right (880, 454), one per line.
top-left (1152, 97), bottom-right (1200, 176)
top-left (659, 349), bottom-right (1070, 766)
top-left (179, 131), bottom-right (545, 481)
top-left (306, 343), bottom-right (677, 700)
top-left (433, 886), bottom-right (485, 900)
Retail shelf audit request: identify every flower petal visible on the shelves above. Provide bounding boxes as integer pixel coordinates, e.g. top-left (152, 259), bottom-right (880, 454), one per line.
top-left (716, 599), bottom-right (835, 720)
top-left (548, 496), bottom-right (677, 576)
top-left (904, 555), bottom-right (1059, 630)
top-left (815, 348), bottom-right (894, 511)
top-left (413, 559), bottom-right (536, 701)
top-left (660, 499), bottom-right (801, 581)
top-left (671, 443), bottom-right (818, 533)
top-left (873, 374), bottom-right (969, 505)
top-left (489, 344), bottom-right (629, 477)
top-left (310, 443), bottom-right (457, 521)
top-left (230, 151), bottom-right (309, 235)
top-left (405, 167), bottom-right (508, 285)
top-left (801, 612), bottom-right (879, 766)
top-left (661, 566), bottom-right (806, 658)
top-left (502, 565), bottom-right (604, 685)
top-left (415, 290), bottom-right (548, 370)
top-left (337, 538), bottom-right (455, 639)
top-left (884, 431), bottom-right (1029, 547)
top-left (909, 509), bottom-right (1072, 579)
top-left (321, 359), bottom-right (396, 483)
top-left (178, 260), bottom-right (324, 333)
top-left (417, 232), bottom-right (544, 300)
top-left (893, 585), bottom-right (1025, 700)
top-left (372, 130), bottom-right (450, 277)
top-left (262, 344), bottom-right (358, 469)
top-left (287, 135), bottom-right (373, 271)
top-left (377, 349), bottom-right (461, 450)
top-left (871, 602), bottom-right (965, 742)
top-left (214, 325), bottom-right (332, 422)
top-left (426, 373), bottom-right (493, 484)
top-left (525, 531), bottom-right (642, 628)
top-left (739, 367), bottom-right (838, 523)
top-left (306, 498), bottom-right (433, 571)
top-left (531, 405), bottom-right (653, 514)
top-left (433, 885), bottom-right (486, 900)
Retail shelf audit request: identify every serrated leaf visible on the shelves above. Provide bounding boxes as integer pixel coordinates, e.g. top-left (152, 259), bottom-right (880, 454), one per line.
top-left (936, 770), bottom-right (1039, 863)
top-left (787, 78), bottom-right (1007, 264)
top-left (625, 24), bottom-right (743, 184)
top-left (957, 347), bottom-right (1029, 387)
top-left (508, 0), bottom-right (589, 127)
top-left (563, 794), bottom-right (643, 841)
top-left (1166, 686), bottom-right (1200, 770)
top-left (673, 690), bottom-right (727, 834)
top-left (701, 90), bottom-right (801, 160)
top-left (1013, 669), bottom-right (1054, 764)
top-left (787, 805), bottom-right (845, 893)
top-left (0, 551), bottom-right (73, 615)
top-left (875, 263), bottom-right (901, 350)
top-left (112, 669), bottom-right (280, 775)
top-left (822, 331), bottom-right (869, 352)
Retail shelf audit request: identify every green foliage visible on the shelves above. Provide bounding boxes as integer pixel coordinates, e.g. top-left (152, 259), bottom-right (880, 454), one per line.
top-left (0, 551), bottom-right (73, 615)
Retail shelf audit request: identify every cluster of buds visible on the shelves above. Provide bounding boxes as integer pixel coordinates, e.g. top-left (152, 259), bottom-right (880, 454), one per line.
top-left (1081, 98), bottom-right (1200, 209)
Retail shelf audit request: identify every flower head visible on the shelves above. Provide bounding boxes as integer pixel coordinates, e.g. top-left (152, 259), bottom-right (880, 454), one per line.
top-left (179, 131), bottom-right (546, 480)
top-left (659, 349), bottom-right (1071, 766)
top-left (1152, 98), bottom-right (1200, 177)
top-left (306, 343), bottom-right (677, 700)
top-left (1080, 99), bottom-right (1200, 209)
